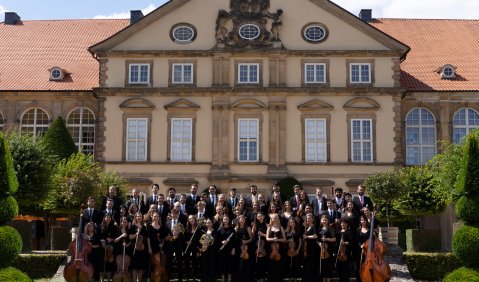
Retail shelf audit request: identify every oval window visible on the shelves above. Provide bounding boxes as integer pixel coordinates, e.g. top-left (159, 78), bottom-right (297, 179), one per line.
top-left (171, 24), bottom-right (196, 43)
top-left (302, 24), bottom-right (328, 43)
top-left (239, 24), bottom-right (261, 40)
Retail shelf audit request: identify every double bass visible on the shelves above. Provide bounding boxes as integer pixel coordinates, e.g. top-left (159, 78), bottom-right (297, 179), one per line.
top-left (113, 243), bottom-right (131, 282)
top-left (360, 207), bottom-right (391, 282)
top-left (63, 207), bottom-right (94, 282)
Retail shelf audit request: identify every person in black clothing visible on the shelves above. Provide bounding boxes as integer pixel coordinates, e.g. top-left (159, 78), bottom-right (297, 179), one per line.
top-left (147, 212), bottom-right (169, 280)
top-left (336, 217), bottom-right (353, 282)
top-left (184, 215), bottom-right (202, 281)
top-left (103, 198), bottom-right (120, 226)
top-left (217, 215), bottom-right (236, 282)
top-left (356, 215), bottom-right (371, 282)
top-left (99, 214), bottom-right (118, 281)
top-left (318, 214), bottom-right (336, 282)
top-left (352, 185), bottom-right (374, 215)
top-left (101, 185), bottom-right (123, 214)
top-left (285, 216), bottom-right (302, 281)
top-left (81, 196), bottom-right (103, 232)
top-left (266, 213), bottom-right (287, 282)
top-left (234, 214), bottom-right (253, 281)
top-left (84, 221), bottom-right (103, 281)
top-left (302, 213), bottom-right (319, 282)
top-left (113, 217), bottom-right (132, 273)
top-left (165, 208), bottom-right (186, 282)
top-left (129, 212), bottom-right (148, 282)
top-left (199, 218), bottom-right (217, 282)
top-left (252, 212), bottom-right (268, 281)
top-left (186, 183), bottom-right (200, 215)
top-left (145, 183), bottom-right (160, 208)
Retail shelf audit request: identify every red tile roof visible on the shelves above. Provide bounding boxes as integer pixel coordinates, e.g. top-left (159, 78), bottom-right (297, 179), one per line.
top-left (0, 19), bottom-right (128, 91)
top-left (370, 18), bottom-right (479, 92)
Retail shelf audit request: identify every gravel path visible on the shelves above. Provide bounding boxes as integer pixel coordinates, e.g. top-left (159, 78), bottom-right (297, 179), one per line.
top-left (386, 244), bottom-right (414, 281)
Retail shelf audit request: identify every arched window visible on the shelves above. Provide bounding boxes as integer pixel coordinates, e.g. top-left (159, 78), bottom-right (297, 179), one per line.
top-left (453, 108), bottom-right (479, 144)
top-left (0, 111), bottom-right (4, 131)
top-left (405, 108), bottom-right (436, 165)
top-left (20, 108), bottom-right (50, 137)
top-left (66, 107), bottom-right (95, 154)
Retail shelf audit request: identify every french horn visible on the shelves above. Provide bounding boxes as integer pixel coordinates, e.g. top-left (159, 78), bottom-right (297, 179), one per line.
top-left (199, 233), bottom-right (214, 253)
top-left (172, 223), bottom-right (185, 240)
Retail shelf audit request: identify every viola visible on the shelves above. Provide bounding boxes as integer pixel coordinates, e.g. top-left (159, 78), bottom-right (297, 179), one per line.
top-left (63, 209), bottom-right (94, 282)
top-left (320, 240), bottom-right (329, 259)
top-left (337, 236), bottom-right (348, 262)
top-left (256, 237), bottom-right (266, 262)
top-left (360, 207), bottom-right (391, 282)
top-left (287, 237), bottom-right (297, 257)
top-left (150, 238), bottom-right (167, 282)
top-left (241, 243), bottom-right (249, 260)
top-left (270, 241), bottom-right (281, 261)
top-left (113, 243), bottom-right (131, 282)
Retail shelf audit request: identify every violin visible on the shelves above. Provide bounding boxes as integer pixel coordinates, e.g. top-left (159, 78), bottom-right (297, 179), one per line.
top-left (337, 236), bottom-right (348, 262)
top-left (133, 225), bottom-right (144, 253)
top-left (105, 242), bottom-right (114, 263)
top-left (241, 243), bottom-right (249, 260)
top-left (63, 207), bottom-right (94, 282)
top-left (287, 237), bottom-right (298, 257)
top-left (256, 237), bottom-right (266, 262)
top-left (113, 243), bottom-right (131, 282)
top-left (150, 236), bottom-right (167, 282)
top-left (360, 206), bottom-right (391, 282)
top-left (320, 237), bottom-right (329, 260)
top-left (270, 240), bottom-right (281, 261)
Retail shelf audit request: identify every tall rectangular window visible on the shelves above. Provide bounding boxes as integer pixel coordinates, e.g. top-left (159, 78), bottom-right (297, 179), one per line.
top-left (305, 118), bottom-right (327, 162)
top-left (238, 118), bottom-right (259, 162)
top-left (129, 63), bottom-right (150, 84)
top-left (351, 119), bottom-right (373, 162)
top-left (350, 63), bottom-right (371, 83)
top-left (238, 63), bottom-right (259, 84)
top-left (304, 63), bottom-right (326, 83)
top-left (171, 118), bottom-right (192, 161)
top-left (172, 63), bottom-right (193, 84)
top-left (126, 118), bottom-right (148, 161)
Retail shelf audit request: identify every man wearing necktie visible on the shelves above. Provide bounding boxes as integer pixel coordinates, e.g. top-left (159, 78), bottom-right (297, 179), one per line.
top-left (103, 198), bottom-right (120, 224)
top-left (146, 183), bottom-right (160, 209)
top-left (206, 185), bottom-right (217, 216)
top-left (186, 183), bottom-right (200, 214)
top-left (81, 196), bottom-right (102, 232)
top-left (166, 209), bottom-right (185, 282)
top-left (353, 185), bottom-right (373, 215)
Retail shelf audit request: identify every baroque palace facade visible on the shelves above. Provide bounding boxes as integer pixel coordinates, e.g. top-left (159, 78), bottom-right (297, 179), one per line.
top-left (1, 0), bottom-right (479, 202)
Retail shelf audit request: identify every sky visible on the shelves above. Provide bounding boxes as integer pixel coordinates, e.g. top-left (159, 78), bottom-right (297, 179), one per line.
top-left (0, 0), bottom-right (478, 21)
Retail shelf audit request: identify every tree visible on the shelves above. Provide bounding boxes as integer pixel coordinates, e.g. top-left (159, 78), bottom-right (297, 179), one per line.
top-left (363, 169), bottom-right (407, 226)
top-left (6, 131), bottom-right (52, 214)
top-left (40, 116), bottom-right (77, 163)
top-left (455, 130), bottom-right (479, 195)
top-left (395, 166), bottom-right (448, 216)
top-left (42, 152), bottom-right (103, 215)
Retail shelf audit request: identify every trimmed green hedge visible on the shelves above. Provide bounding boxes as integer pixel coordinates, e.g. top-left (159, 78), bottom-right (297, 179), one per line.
top-left (403, 252), bottom-right (462, 281)
top-left (40, 116), bottom-right (77, 162)
top-left (405, 229), bottom-right (441, 252)
top-left (0, 132), bottom-right (19, 195)
top-left (456, 194), bottom-right (479, 224)
top-left (0, 267), bottom-right (31, 282)
top-left (453, 225), bottom-right (479, 268)
top-left (13, 253), bottom-right (67, 279)
top-left (0, 196), bottom-right (18, 224)
top-left (0, 226), bottom-right (23, 268)
top-left (443, 267), bottom-right (479, 282)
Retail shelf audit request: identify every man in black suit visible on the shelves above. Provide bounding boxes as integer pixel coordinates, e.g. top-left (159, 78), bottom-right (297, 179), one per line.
top-left (266, 183), bottom-right (284, 207)
top-left (325, 199), bottom-right (340, 225)
top-left (101, 185), bottom-right (123, 213)
top-left (186, 183), bottom-right (200, 215)
top-left (334, 187), bottom-right (344, 210)
top-left (205, 185), bottom-right (218, 216)
top-left (289, 184), bottom-right (302, 212)
top-left (81, 196), bottom-right (103, 232)
top-left (227, 188), bottom-right (238, 210)
top-left (126, 188), bottom-right (147, 214)
top-left (311, 186), bottom-right (327, 217)
top-left (353, 185), bottom-right (374, 214)
top-left (244, 184), bottom-right (259, 209)
top-left (145, 183), bottom-right (160, 208)
top-left (166, 187), bottom-right (178, 210)
top-left (157, 193), bottom-right (170, 225)
top-left (103, 198), bottom-right (120, 225)
top-left (165, 207), bottom-right (186, 282)
top-left (195, 200), bottom-right (210, 220)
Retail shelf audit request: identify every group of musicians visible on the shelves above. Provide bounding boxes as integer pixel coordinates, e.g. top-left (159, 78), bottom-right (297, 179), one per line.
top-left (75, 183), bottom-right (380, 282)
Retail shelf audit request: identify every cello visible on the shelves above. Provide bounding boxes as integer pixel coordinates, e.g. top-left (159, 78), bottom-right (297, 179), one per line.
top-left (360, 207), bottom-right (391, 282)
top-left (63, 206), bottom-right (94, 282)
top-left (150, 235), bottom-right (168, 282)
top-left (113, 242), bottom-right (131, 282)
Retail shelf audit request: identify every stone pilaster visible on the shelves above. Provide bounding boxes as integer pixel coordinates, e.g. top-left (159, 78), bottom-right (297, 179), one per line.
top-left (268, 99), bottom-right (287, 176)
top-left (211, 96), bottom-right (230, 176)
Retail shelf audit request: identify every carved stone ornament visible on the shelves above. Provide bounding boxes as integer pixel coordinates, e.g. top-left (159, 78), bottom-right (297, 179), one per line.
top-left (214, 0), bottom-right (283, 49)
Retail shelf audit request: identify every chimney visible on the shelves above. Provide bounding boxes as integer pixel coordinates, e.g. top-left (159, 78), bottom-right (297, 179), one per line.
top-left (359, 9), bottom-right (373, 22)
top-left (4, 12), bottom-right (21, 25)
top-left (130, 10), bottom-right (144, 25)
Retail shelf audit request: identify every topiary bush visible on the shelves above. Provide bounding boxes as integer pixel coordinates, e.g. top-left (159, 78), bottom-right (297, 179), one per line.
top-left (443, 267), bottom-right (479, 282)
top-left (455, 133), bottom-right (479, 195)
top-left (0, 266), bottom-right (31, 282)
top-left (456, 193), bottom-right (479, 224)
top-left (403, 252), bottom-right (462, 281)
top-left (0, 226), bottom-right (23, 268)
top-left (13, 253), bottom-right (67, 279)
top-left (40, 116), bottom-right (78, 163)
top-left (278, 176), bottom-right (301, 200)
top-left (0, 196), bottom-right (19, 224)
top-left (452, 225), bottom-right (479, 268)
top-left (0, 132), bottom-right (19, 195)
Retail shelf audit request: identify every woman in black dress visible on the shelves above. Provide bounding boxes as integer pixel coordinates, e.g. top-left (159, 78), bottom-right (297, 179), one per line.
top-left (318, 214), bottom-right (336, 282)
top-left (285, 216), bottom-right (302, 281)
top-left (184, 215), bottom-right (202, 280)
top-left (252, 212), bottom-right (268, 281)
top-left (99, 214), bottom-right (118, 281)
top-left (336, 217), bottom-right (353, 282)
top-left (199, 218), bottom-right (217, 282)
top-left (302, 213), bottom-right (319, 282)
top-left (266, 213), bottom-right (287, 282)
top-left (234, 214), bottom-right (253, 281)
top-left (147, 212), bottom-right (169, 279)
top-left (84, 222), bottom-right (103, 281)
top-left (113, 217), bottom-right (132, 274)
top-left (280, 201), bottom-right (295, 229)
top-left (217, 215), bottom-right (236, 282)
top-left (356, 215), bottom-right (370, 282)
top-left (129, 212), bottom-right (148, 282)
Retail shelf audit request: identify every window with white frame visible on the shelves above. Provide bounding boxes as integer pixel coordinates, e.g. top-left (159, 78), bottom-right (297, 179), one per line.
top-left (453, 108), bottom-right (479, 144)
top-left (350, 63), bottom-right (371, 83)
top-left (0, 111), bottom-right (4, 131)
top-left (238, 63), bottom-right (259, 84)
top-left (405, 108), bottom-right (436, 165)
top-left (238, 118), bottom-right (259, 162)
top-left (172, 63), bottom-right (193, 84)
top-left (67, 107), bottom-right (95, 154)
top-left (305, 118), bottom-right (327, 162)
top-left (126, 118), bottom-right (148, 161)
top-left (304, 63), bottom-right (326, 84)
top-left (128, 63), bottom-right (150, 84)
top-left (171, 118), bottom-right (192, 161)
top-left (351, 119), bottom-right (373, 162)
top-left (20, 108), bottom-right (49, 137)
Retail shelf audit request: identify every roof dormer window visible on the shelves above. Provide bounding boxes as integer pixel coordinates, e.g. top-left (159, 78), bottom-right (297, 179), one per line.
top-left (439, 64), bottom-right (456, 79)
top-left (49, 67), bottom-right (66, 81)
